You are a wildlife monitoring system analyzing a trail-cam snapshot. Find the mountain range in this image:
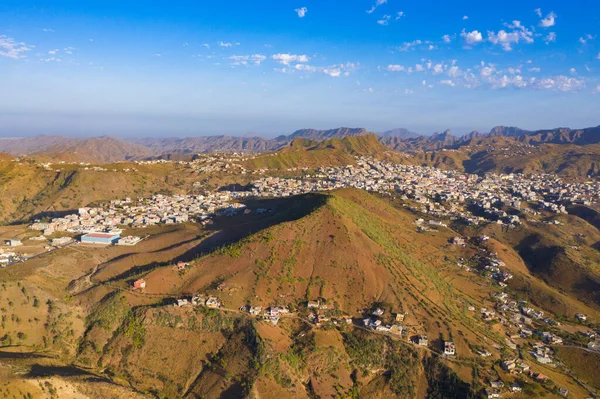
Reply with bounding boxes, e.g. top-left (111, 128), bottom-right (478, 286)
top-left (1, 125), bottom-right (600, 164)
